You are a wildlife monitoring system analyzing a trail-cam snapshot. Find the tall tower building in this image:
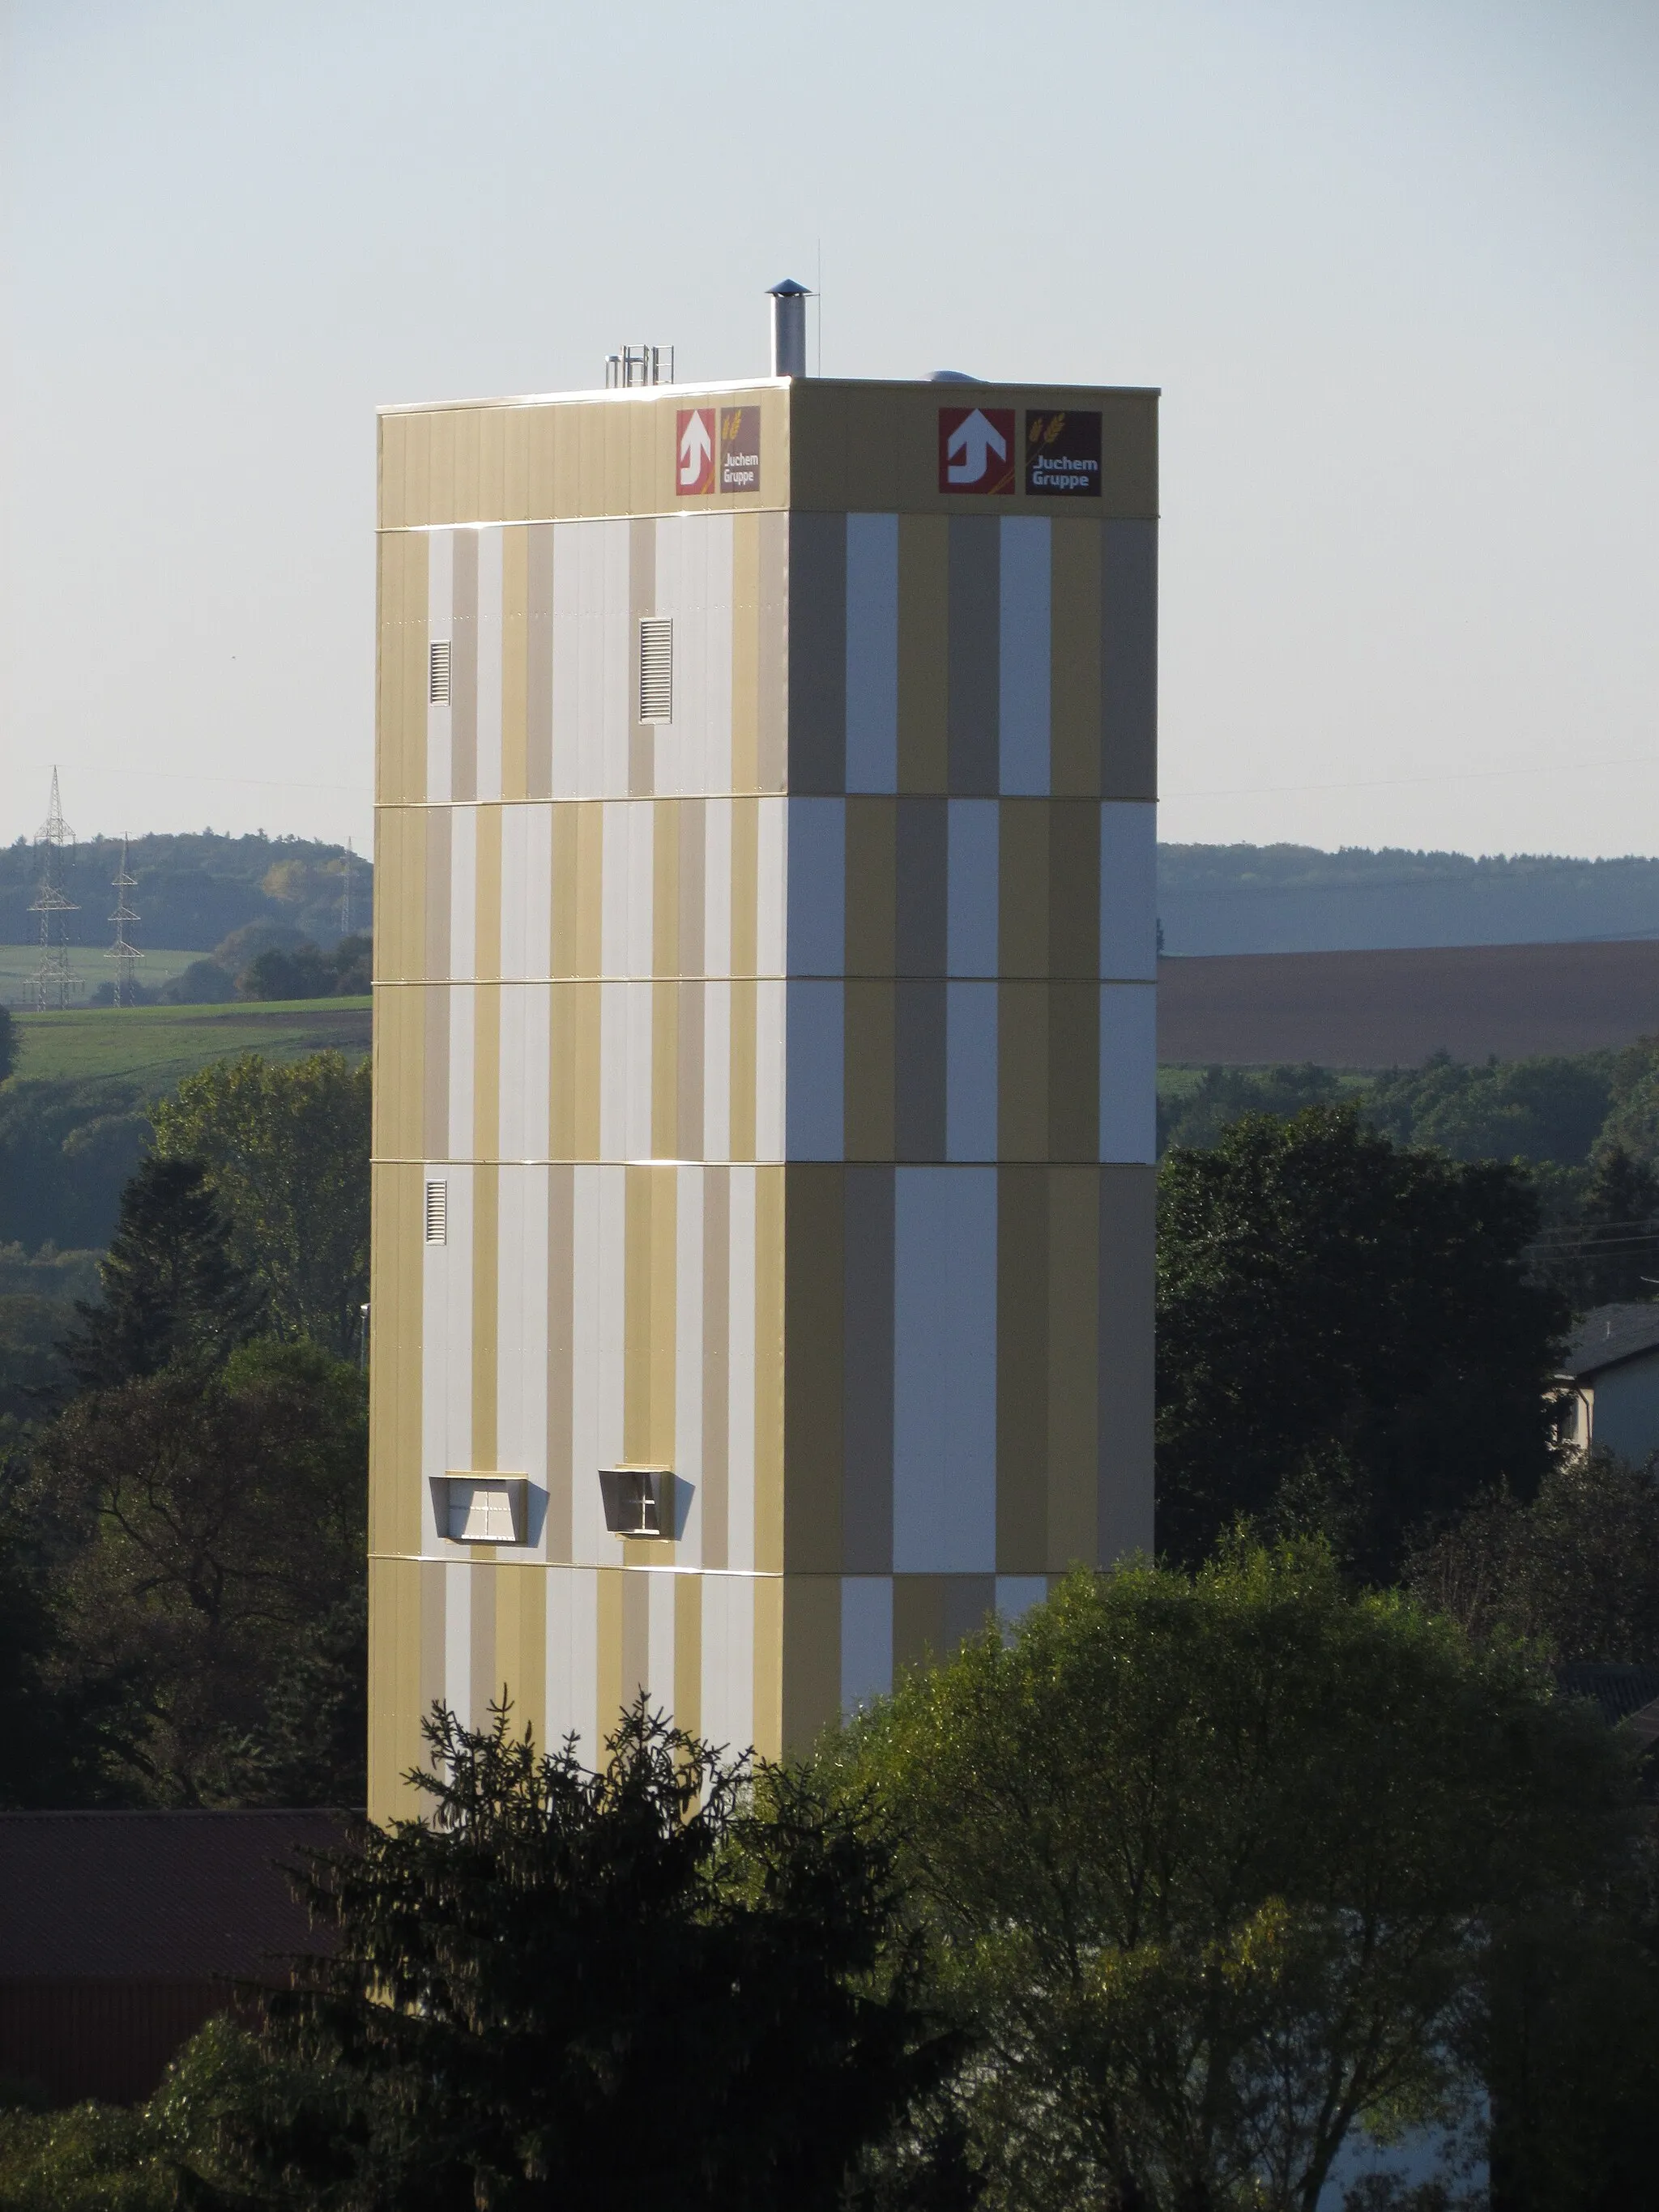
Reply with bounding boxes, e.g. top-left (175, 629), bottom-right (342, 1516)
top-left (369, 332), bottom-right (1158, 1816)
